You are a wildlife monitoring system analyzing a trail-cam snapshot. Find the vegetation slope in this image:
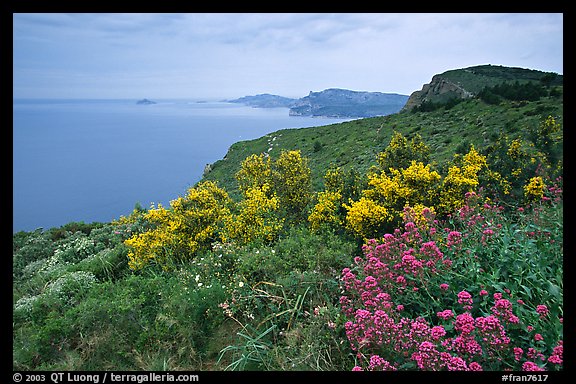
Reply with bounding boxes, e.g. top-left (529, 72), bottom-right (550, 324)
top-left (13, 65), bottom-right (563, 373)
